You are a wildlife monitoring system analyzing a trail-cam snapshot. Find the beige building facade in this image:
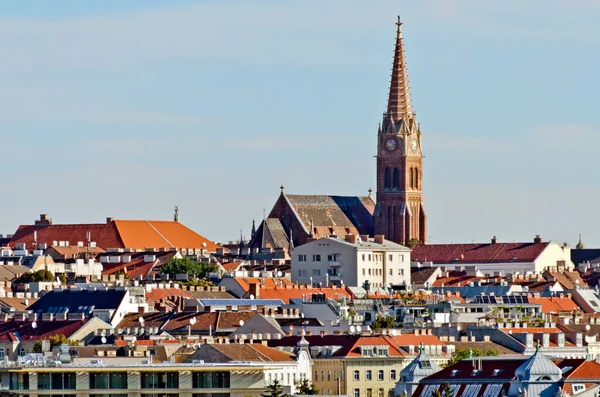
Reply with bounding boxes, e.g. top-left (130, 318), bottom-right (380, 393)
top-left (291, 236), bottom-right (411, 289)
